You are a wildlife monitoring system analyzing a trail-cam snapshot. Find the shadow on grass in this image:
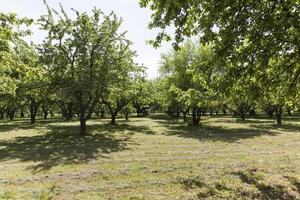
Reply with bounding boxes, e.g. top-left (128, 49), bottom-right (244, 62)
top-left (0, 121), bottom-right (156, 172)
top-left (169, 125), bottom-right (277, 142)
top-left (249, 123), bottom-right (300, 133)
top-left (232, 169), bottom-right (299, 200)
top-left (151, 118), bottom-right (277, 142)
top-left (177, 170), bottom-right (300, 199)
top-left (0, 117), bottom-right (67, 133)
